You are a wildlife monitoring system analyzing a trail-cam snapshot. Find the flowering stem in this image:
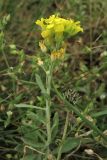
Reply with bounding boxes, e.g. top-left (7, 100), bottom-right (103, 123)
top-left (45, 63), bottom-right (53, 153)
